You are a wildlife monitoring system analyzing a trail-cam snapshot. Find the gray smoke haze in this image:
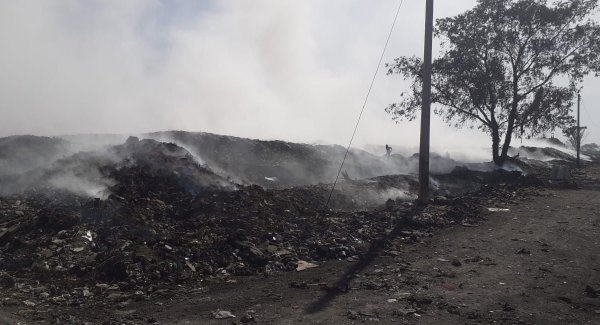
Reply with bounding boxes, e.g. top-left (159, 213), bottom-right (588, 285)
top-left (1, 1), bottom-right (599, 154)
top-left (0, 141), bottom-right (119, 198)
